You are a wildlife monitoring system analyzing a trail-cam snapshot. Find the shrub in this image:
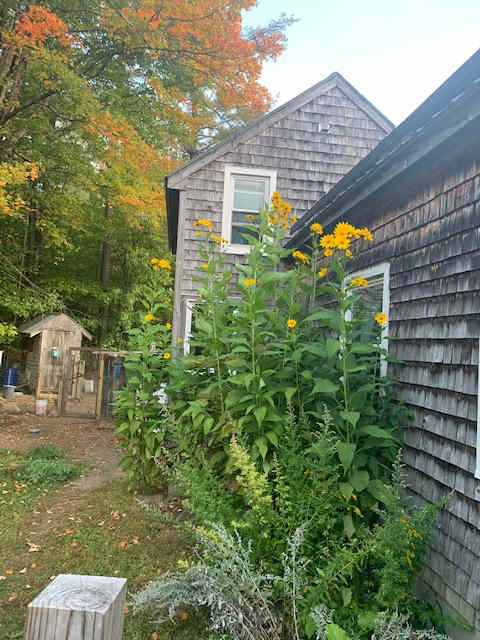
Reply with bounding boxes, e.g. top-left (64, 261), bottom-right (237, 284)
top-left (27, 444), bottom-right (63, 460)
top-left (22, 458), bottom-right (80, 484)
